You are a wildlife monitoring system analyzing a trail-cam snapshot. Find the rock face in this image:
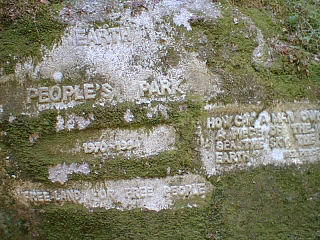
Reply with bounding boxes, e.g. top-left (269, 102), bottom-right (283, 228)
top-left (14, 174), bottom-right (212, 211)
top-left (4, 0), bottom-right (223, 115)
top-left (200, 103), bottom-right (320, 175)
top-left (0, 0), bottom-right (320, 239)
